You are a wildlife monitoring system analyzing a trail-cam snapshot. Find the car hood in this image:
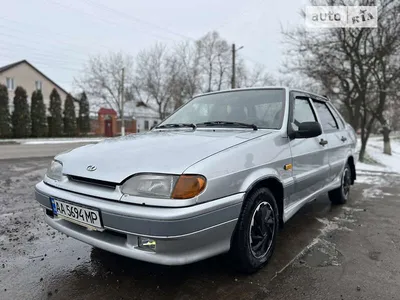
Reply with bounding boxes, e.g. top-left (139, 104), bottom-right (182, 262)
top-left (57, 129), bottom-right (273, 183)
